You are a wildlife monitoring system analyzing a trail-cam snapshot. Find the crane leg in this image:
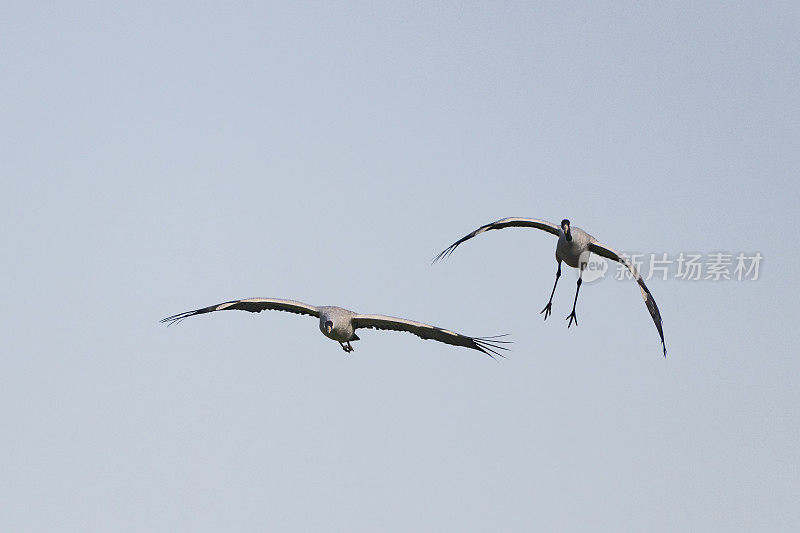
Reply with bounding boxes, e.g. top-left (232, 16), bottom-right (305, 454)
top-left (566, 276), bottom-right (582, 328)
top-left (540, 262), bottom-right (561, 320)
